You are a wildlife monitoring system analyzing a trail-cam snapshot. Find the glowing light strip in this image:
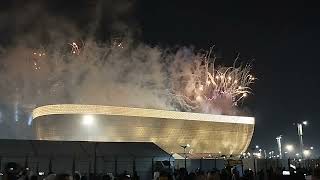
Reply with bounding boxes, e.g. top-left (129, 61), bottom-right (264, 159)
top-left (32, 104), bottom-right (255, 124)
